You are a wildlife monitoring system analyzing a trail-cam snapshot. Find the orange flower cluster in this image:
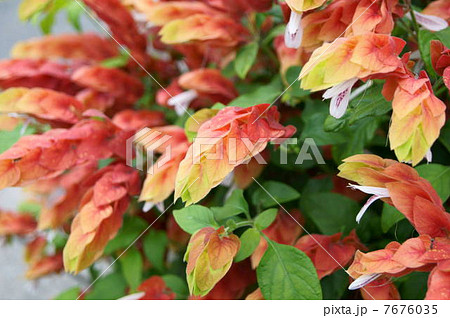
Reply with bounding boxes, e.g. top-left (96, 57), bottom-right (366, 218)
top-left (339, 155), bottom-right (450, 299)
